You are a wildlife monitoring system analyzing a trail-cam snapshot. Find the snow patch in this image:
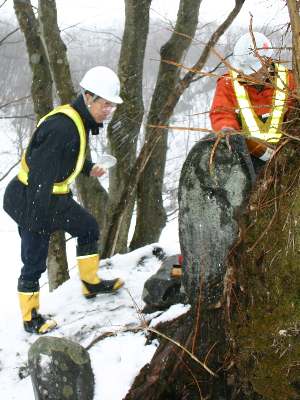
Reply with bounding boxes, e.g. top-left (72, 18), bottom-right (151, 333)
top-left (39, 354), bottom-right (52, 374)
top-left (90, 332), bottom-right (158, 399)
top-left (149, 303), bottom-right (191, 327)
